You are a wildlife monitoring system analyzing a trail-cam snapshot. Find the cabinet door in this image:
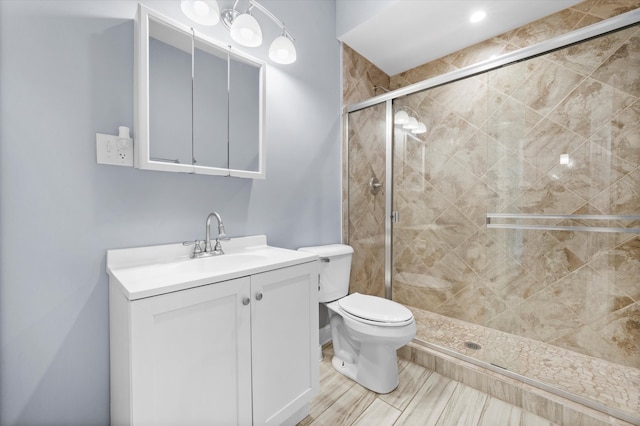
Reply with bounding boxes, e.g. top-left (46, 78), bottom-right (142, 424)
top-left (250, 262), bottom-right (319, 425)
top-left (130, 278), bottom-right (252, 426)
